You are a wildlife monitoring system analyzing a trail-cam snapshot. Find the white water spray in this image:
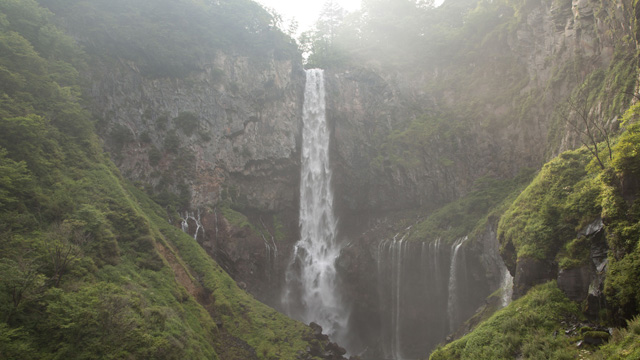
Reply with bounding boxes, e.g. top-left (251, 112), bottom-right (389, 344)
top-left (283, 69), bottom-right (347, 338)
